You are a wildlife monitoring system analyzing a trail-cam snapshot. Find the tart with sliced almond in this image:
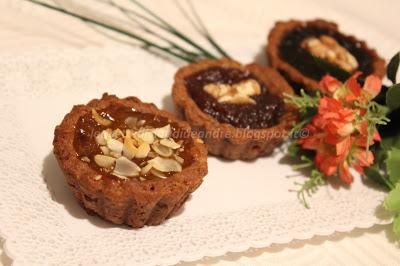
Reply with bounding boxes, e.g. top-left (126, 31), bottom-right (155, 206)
top-left (53, 94), bottom-right (207, 228)
top-left (172, 58), bottom-right (298, 160)
top-left (267, 19), bottom-right (386, 91)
